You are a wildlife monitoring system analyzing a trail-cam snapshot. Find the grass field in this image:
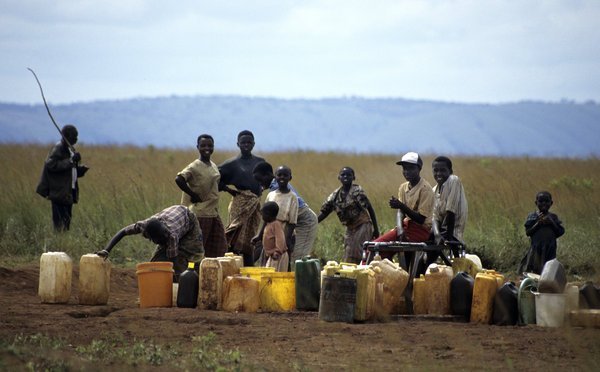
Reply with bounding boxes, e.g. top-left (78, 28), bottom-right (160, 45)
top-left (1, 143), bottom-right (598, 279)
